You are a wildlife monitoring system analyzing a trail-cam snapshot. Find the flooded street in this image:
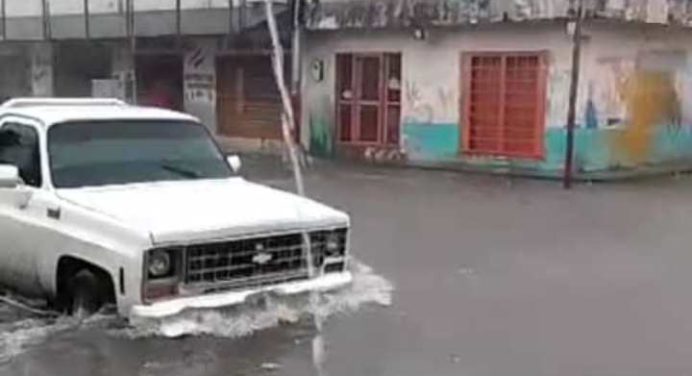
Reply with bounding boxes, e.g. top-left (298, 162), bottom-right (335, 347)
top-left (4, 159), bottom-right (692, 376)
